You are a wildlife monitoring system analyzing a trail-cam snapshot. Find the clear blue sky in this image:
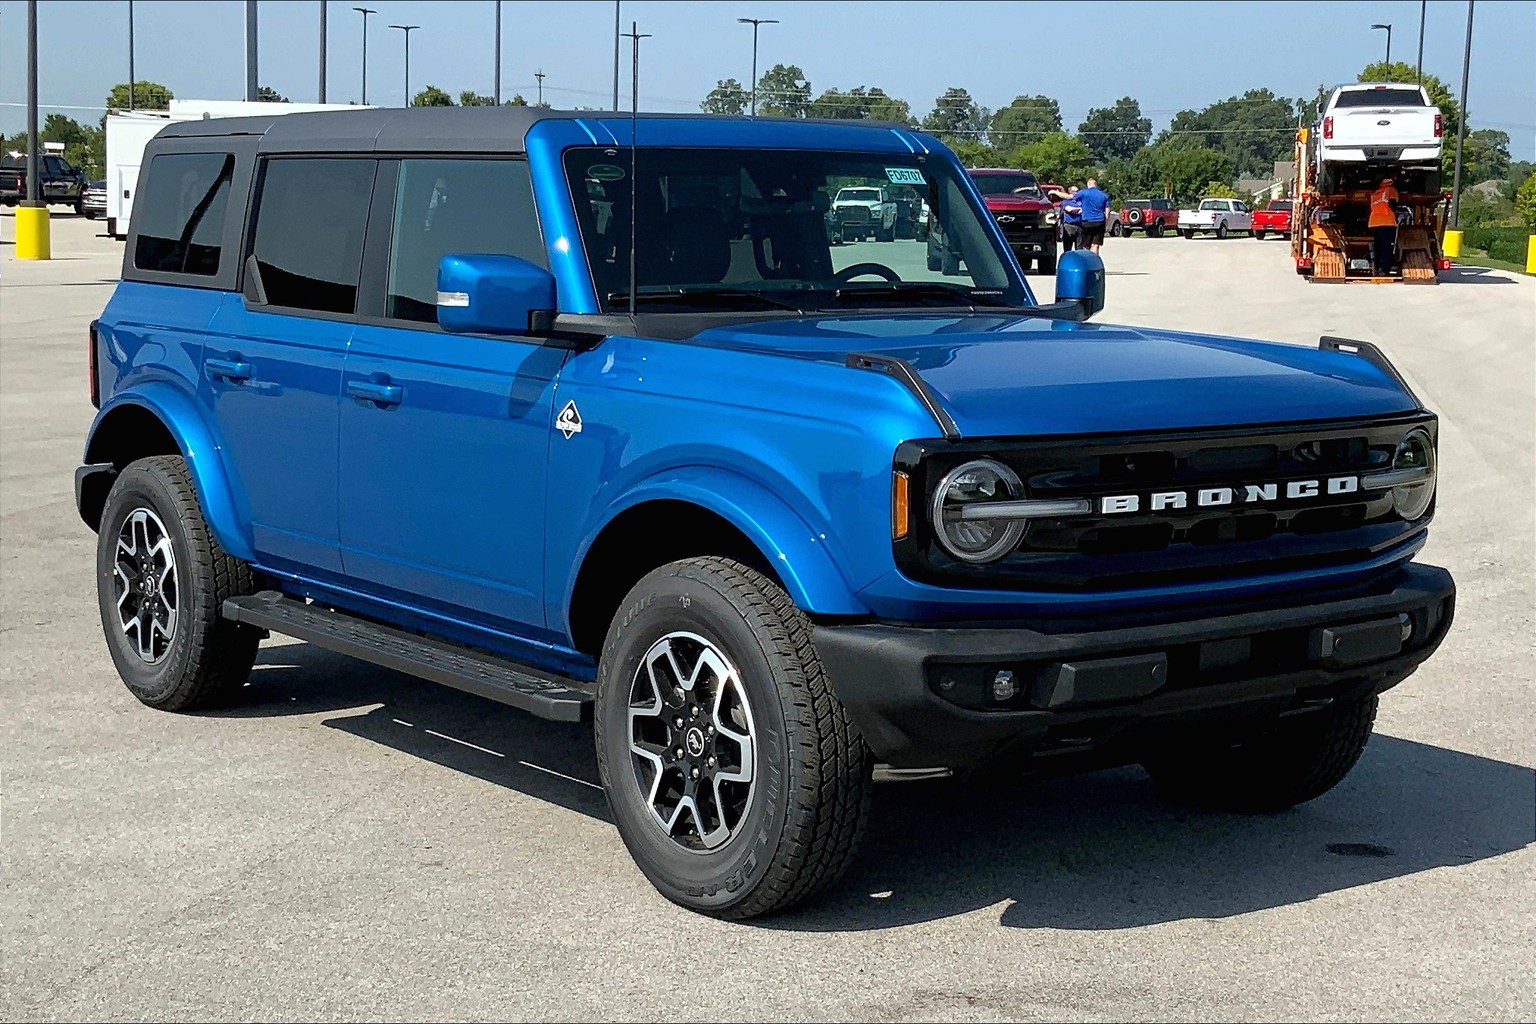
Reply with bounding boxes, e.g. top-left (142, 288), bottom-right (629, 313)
top-left (2, 0), bottom-right (1532, 158)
